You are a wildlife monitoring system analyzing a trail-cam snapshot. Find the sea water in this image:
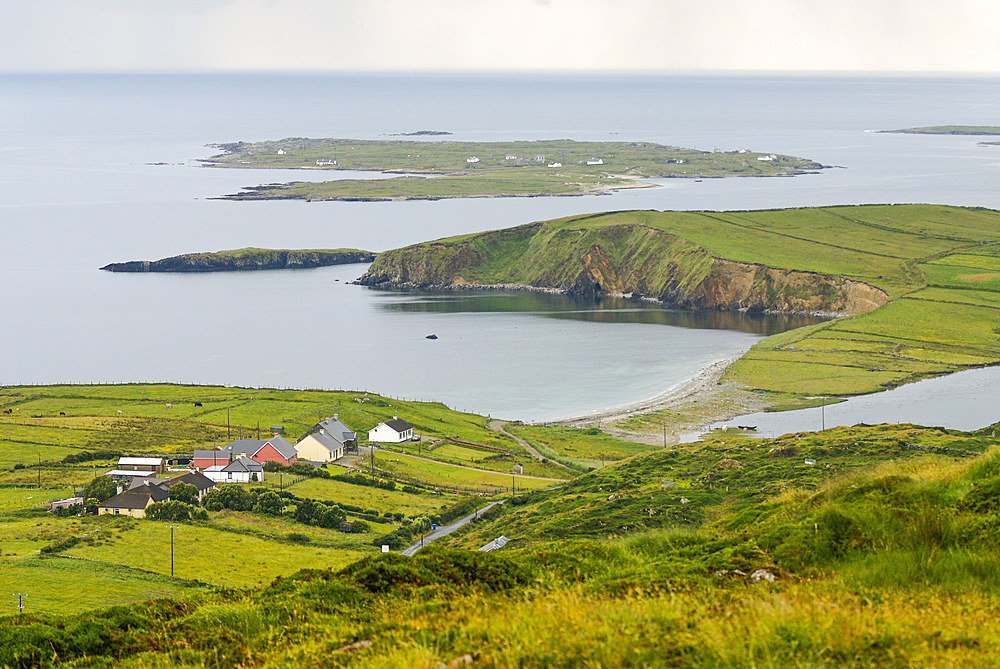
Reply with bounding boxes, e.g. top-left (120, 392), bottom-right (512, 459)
top-left (1, 73), bottom-right (998, 421)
